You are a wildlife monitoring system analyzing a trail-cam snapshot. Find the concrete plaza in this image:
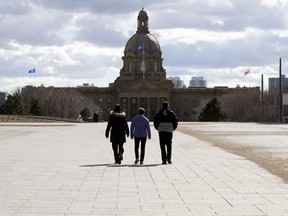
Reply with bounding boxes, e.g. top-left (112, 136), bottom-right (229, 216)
top-left (0, 122), bottom-right (288, 216)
